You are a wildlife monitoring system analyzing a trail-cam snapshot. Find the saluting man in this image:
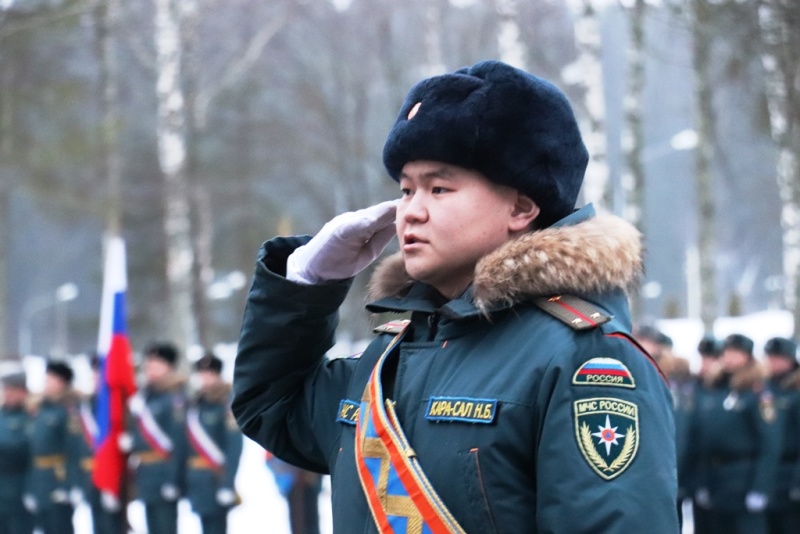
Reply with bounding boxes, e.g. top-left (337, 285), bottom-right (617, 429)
top-left (184, 352), bottom-right (242, 534)
top-left (25, 360), bottom-right (82, 534)
top-left (233, 60), bottom-right (678, 533)
top-left (0, 369), bottom-right (34, 534)
top-left (690, 333), bottom-right (782, 534)
top-left (126, 342), bottom-right (187, 534)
